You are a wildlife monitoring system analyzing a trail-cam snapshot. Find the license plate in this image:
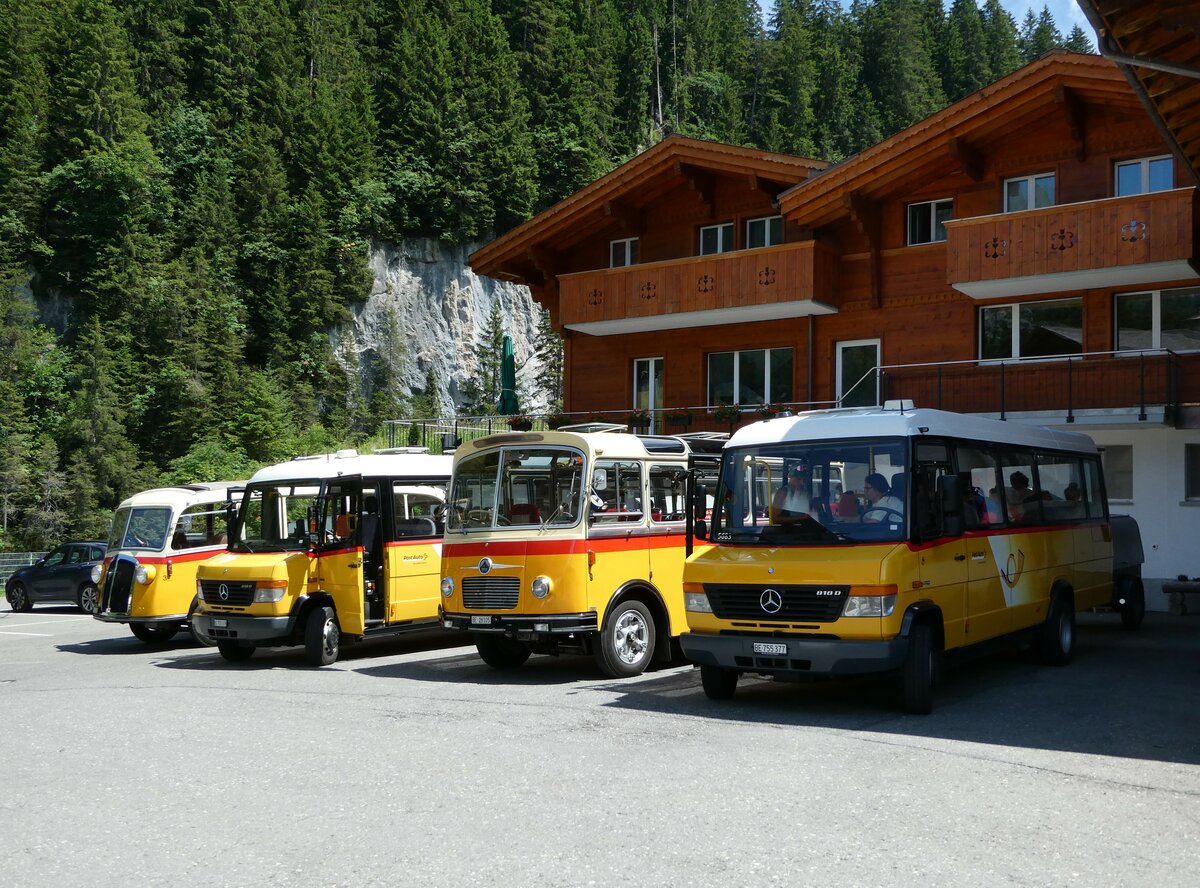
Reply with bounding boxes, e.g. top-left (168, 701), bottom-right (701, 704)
top-left (753, 642), bottom-right (787, 655)
top-left (470, 615), bottom-right (492, 626)
top-left (213, 618), bottom-right (228, 628)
